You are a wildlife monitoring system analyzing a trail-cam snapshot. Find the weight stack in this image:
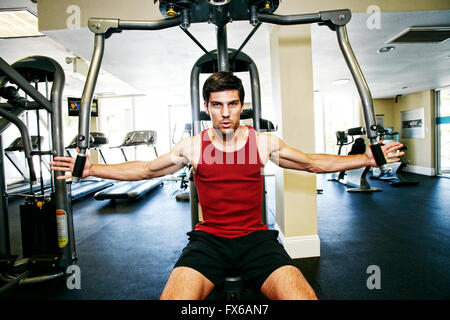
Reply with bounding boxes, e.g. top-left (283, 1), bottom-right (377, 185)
top-left (20, 198), bottom-right (59, 258)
